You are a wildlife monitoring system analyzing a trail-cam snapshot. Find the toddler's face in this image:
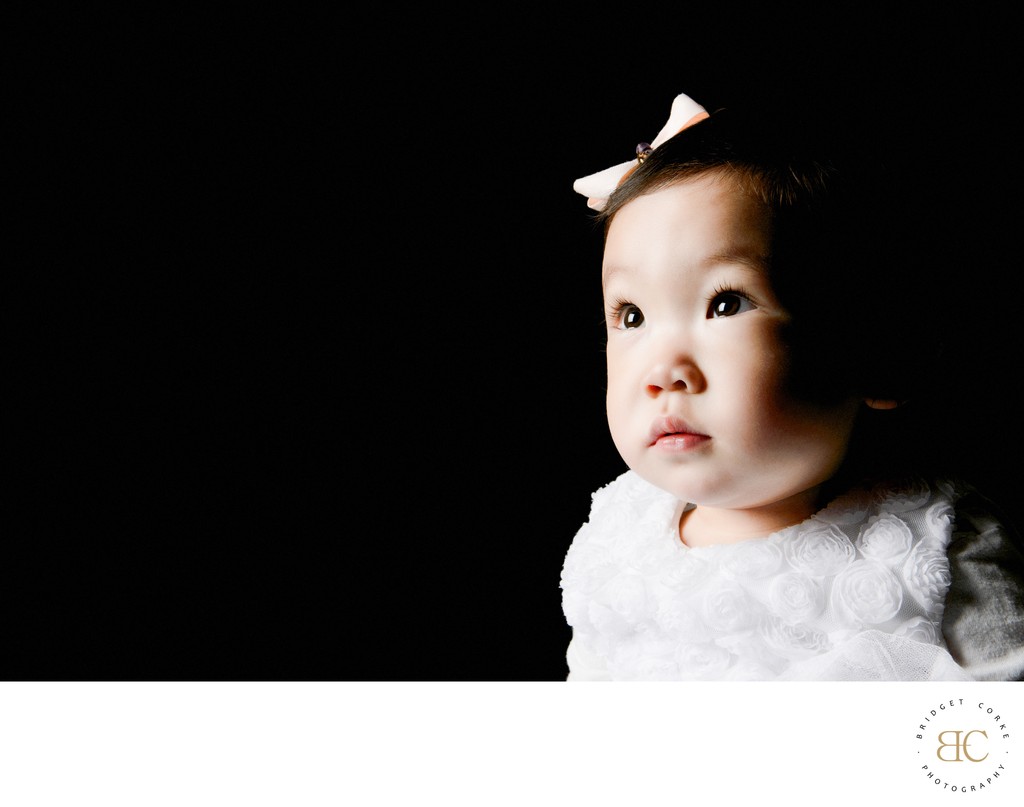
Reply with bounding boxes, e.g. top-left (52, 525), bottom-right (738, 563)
top-left (602, 174), bottom-right (859, 520)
